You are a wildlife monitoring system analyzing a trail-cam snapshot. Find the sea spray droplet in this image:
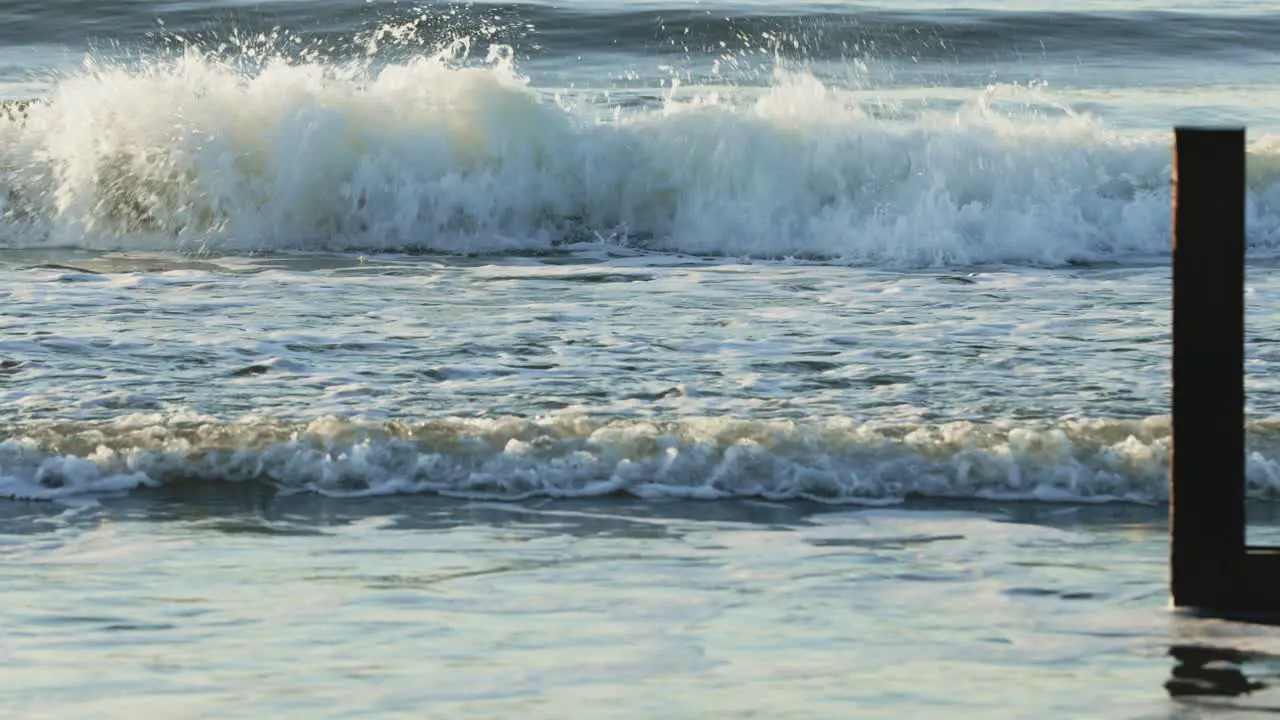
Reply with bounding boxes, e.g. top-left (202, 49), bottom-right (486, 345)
top-left (4, 16), bottom-right (1280, 265)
